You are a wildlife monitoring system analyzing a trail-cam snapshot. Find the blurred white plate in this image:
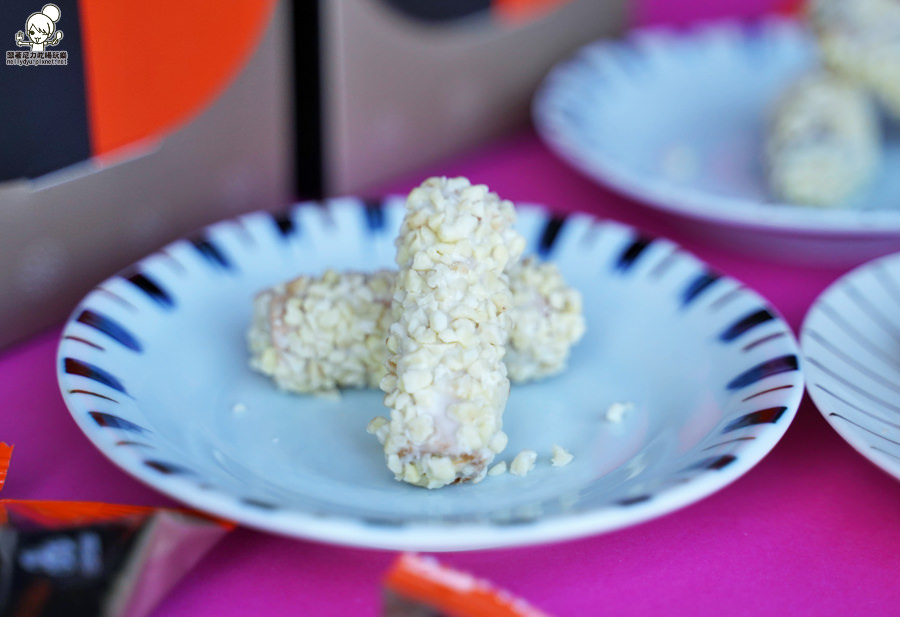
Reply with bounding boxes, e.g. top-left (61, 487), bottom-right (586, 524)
top-left (57, 198), bottom-right (803, 551)
top-left (533, 18), bottom-right (900, 266)
top-left (802, 252), bottom-right (900, 481)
